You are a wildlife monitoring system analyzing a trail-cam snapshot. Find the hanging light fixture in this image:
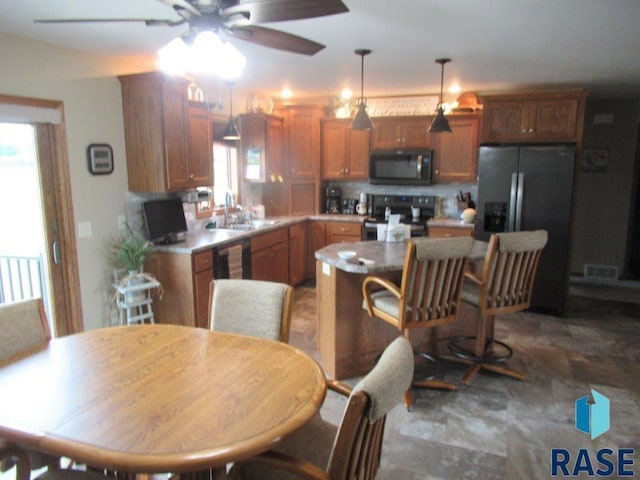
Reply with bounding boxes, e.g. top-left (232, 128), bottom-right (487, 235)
top-left (350, 49), bottom-right (374, 130)
top-left (222, 82), bottom-right (240, 140)
top-left (429, 58), bottom-right (452, 133)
